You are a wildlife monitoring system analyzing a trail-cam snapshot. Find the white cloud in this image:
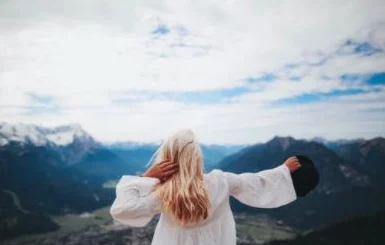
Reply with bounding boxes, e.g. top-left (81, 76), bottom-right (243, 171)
top-left (1, 0), bottom-right (385, 143)
top-left (315, 53), bottom-right (385, 77)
